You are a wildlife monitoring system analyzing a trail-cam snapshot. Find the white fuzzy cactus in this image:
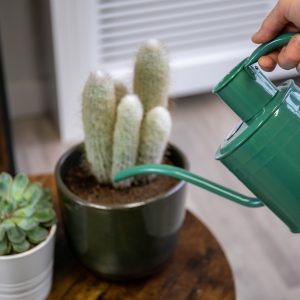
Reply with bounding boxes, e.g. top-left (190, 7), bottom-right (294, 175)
top-left (81, 39), bottom-right (172, 189)
top-left (114, 80), bottom-right (128, 105)
top-left (138, 106), bottom-right (172, 167)
top-left (133, 39), bottom-right (169, 112)
top-left (82, 71), bottom-right (116, 183)
top-left (112, 95), bottom-right (143, 188)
